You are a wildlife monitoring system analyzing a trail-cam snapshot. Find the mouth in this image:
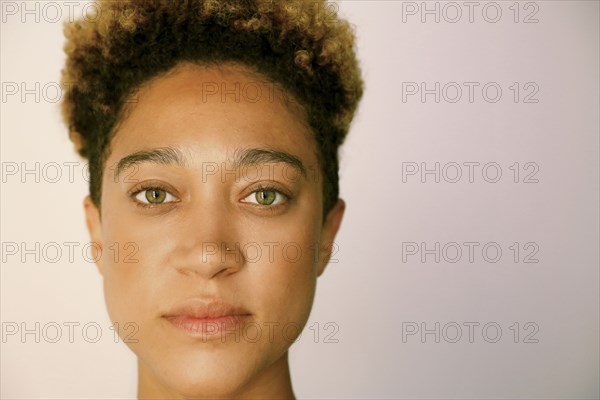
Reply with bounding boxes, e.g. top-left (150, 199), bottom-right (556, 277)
top-left (162, 299), bottom-right (252, 339)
